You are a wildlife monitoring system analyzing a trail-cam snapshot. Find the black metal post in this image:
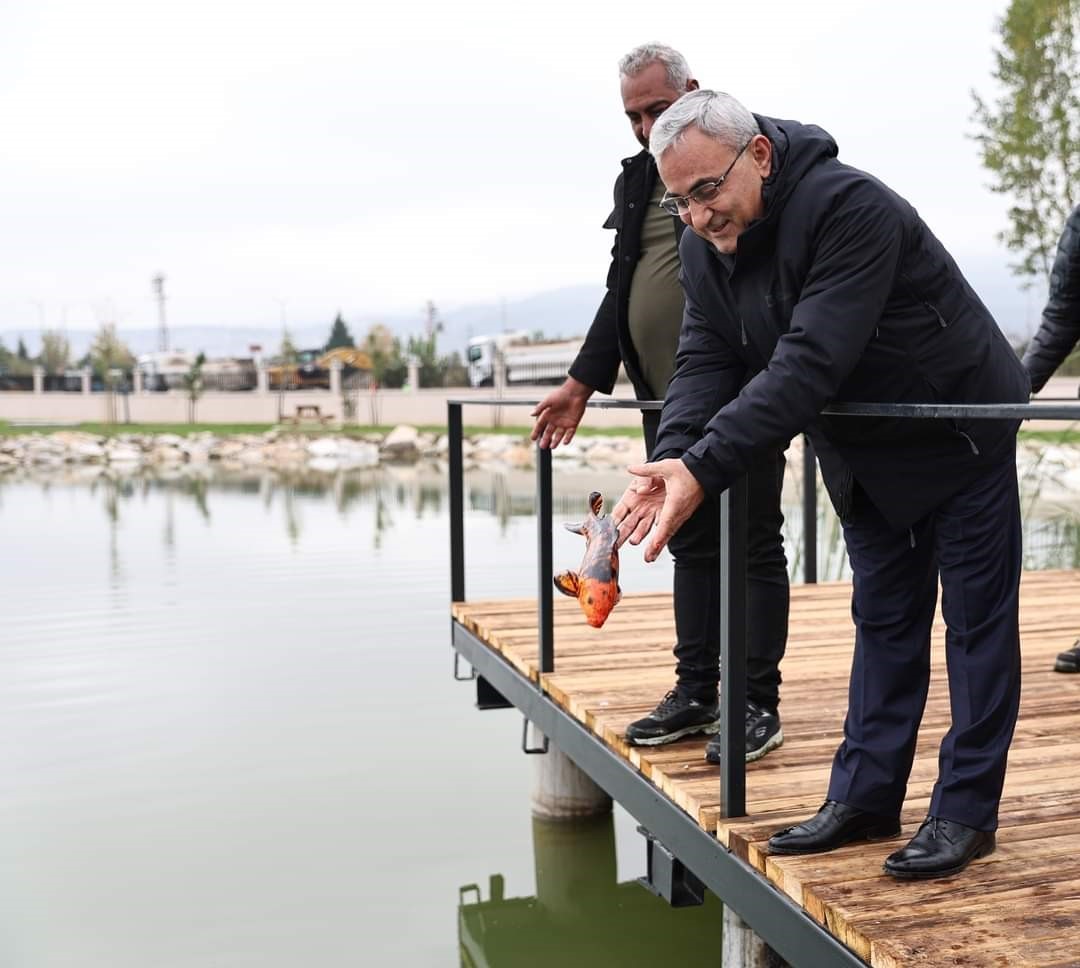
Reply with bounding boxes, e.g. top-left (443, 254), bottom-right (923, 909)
top-left (536, 444), bottom-right (554, 675)
top-left (719, 475), bottom-right (748, 818)
top-left (449, 402), bottom-right (465, 603)
top-left (802, 434), bottom-right (817, 585)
